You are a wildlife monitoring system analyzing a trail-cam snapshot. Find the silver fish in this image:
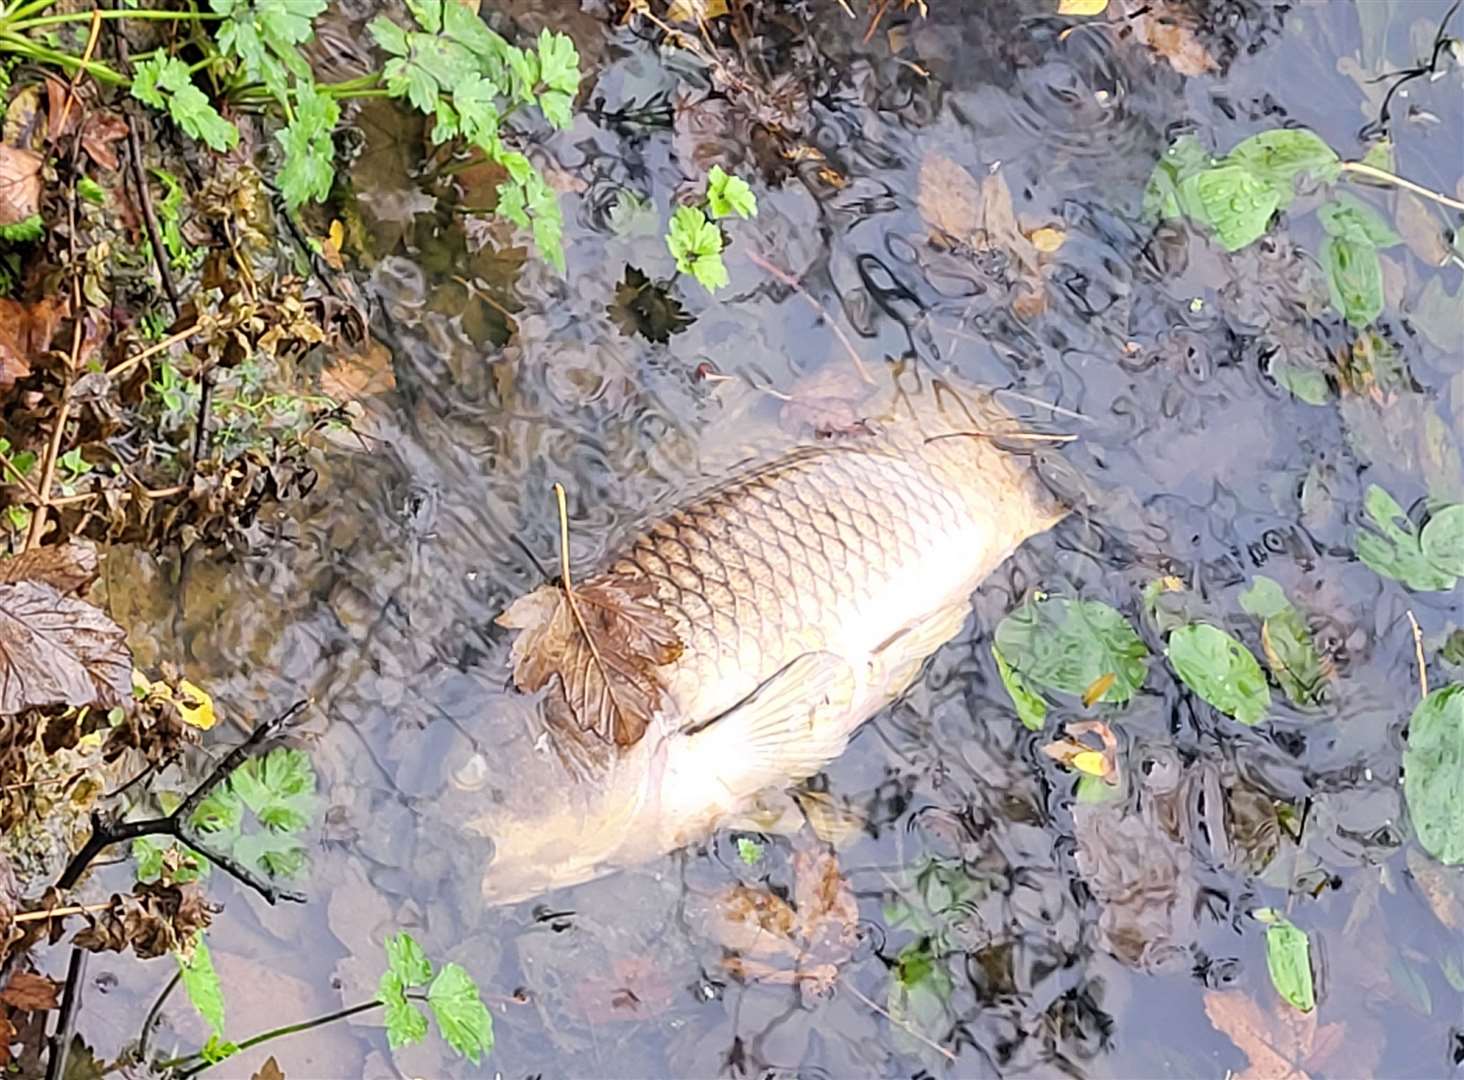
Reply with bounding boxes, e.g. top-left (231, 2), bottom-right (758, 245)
top-left (463, 375), bottom-right (1066, 904)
